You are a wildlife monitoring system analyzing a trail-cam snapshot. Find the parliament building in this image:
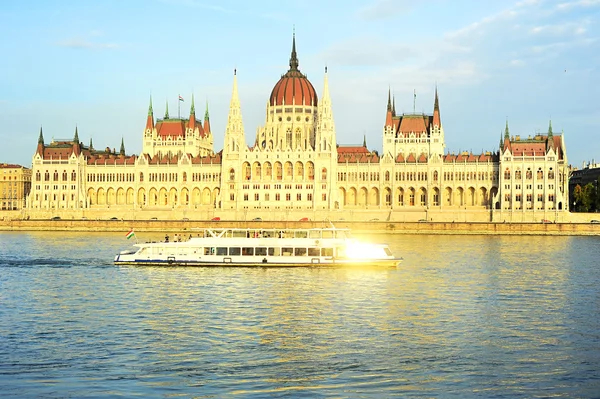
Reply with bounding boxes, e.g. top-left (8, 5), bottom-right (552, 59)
top-left (26, 36), bottom-right (570, 222)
